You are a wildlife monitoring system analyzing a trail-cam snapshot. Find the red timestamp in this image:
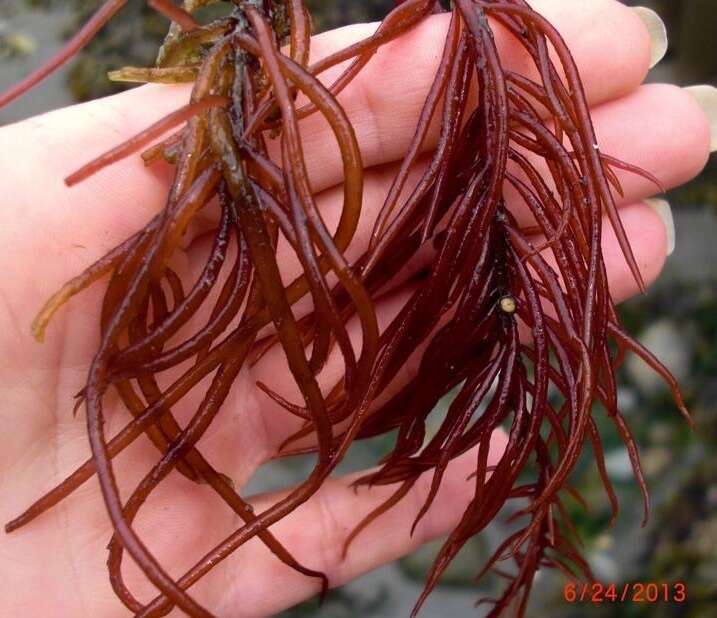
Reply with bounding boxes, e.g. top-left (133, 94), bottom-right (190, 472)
top-left (563, 581), bottom-right (687, 604)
